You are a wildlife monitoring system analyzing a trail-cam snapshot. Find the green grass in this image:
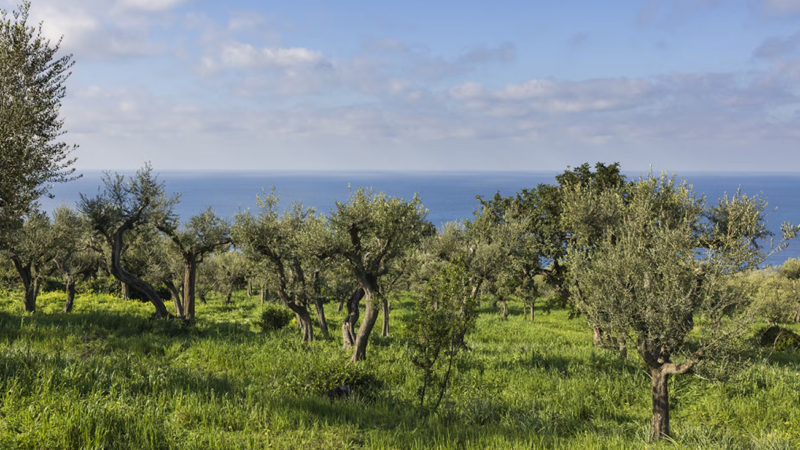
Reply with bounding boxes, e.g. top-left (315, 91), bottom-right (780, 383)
top-left (0, 290), bottom-right (799, 449)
